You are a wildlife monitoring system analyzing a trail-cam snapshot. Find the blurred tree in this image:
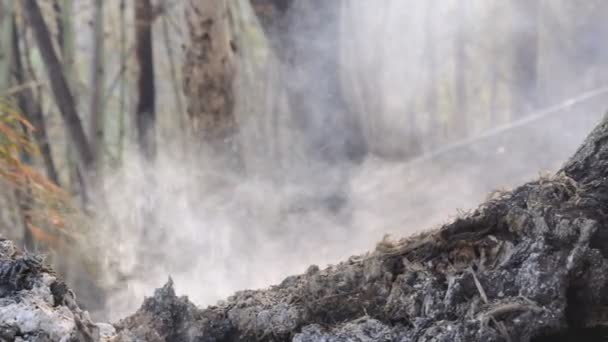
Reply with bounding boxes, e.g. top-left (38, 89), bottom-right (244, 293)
top-left (21, 0), bottom-right (94, 174)
top-left (424, 0), bottom-right (439, 146)
top-left (454, 0), bottom-right (469, 139)
top-left (118, 0), bottom-right (127, 163)
top-left (250, 0), bottom-right (293, 55)
top-left (160, 1), bottom-right (186, 137)
top-left (252, 0), bottom-right (367, 164)
top-left (90, 0), bottom-right (106, 168)
top-left (183, 0), bottom-right (240, 167)
top-left (134, 0), bottom-right (156, 161)
top-left (11, 14), bottom-right (60, 187)
top-left (0, 0), bottom-right (13, 91)
top-left (510, 0), bottom-right (540, 118)
top-left (55, 0), bottom-right (88, 202)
